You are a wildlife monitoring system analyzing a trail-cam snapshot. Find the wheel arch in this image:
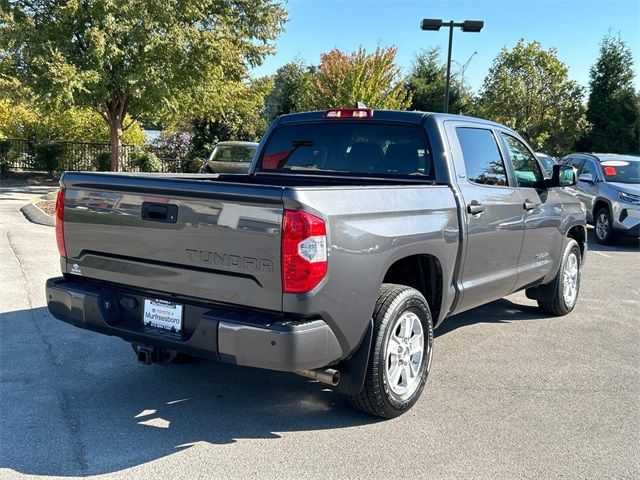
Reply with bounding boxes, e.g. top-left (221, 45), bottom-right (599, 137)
top-left (566, 224), bottom-right (587, 262)
top-left (381, 254), bottom-right (444, 326)
top-left (593, 197), bottom-right (613, 219)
